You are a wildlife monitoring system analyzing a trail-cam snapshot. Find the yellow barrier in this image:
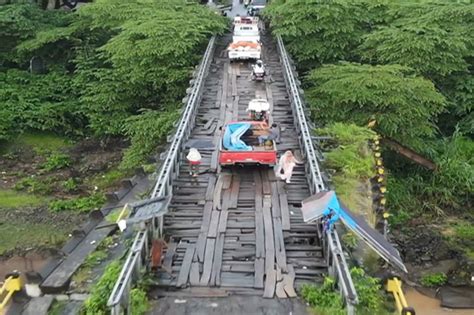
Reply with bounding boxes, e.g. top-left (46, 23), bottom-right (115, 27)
top-left (0, 272), bottom-right (23, 311)
top-left (386, 277), bottom-right (416, 315)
